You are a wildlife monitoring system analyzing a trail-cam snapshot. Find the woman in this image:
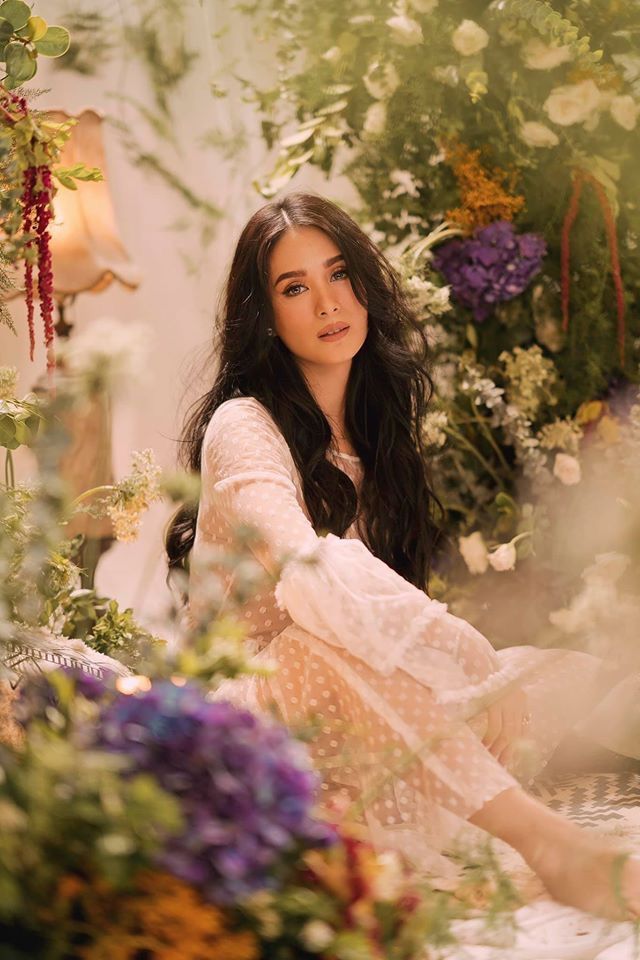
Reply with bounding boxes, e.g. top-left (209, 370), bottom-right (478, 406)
top-left (167, 192), bottom-right (640, 919)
